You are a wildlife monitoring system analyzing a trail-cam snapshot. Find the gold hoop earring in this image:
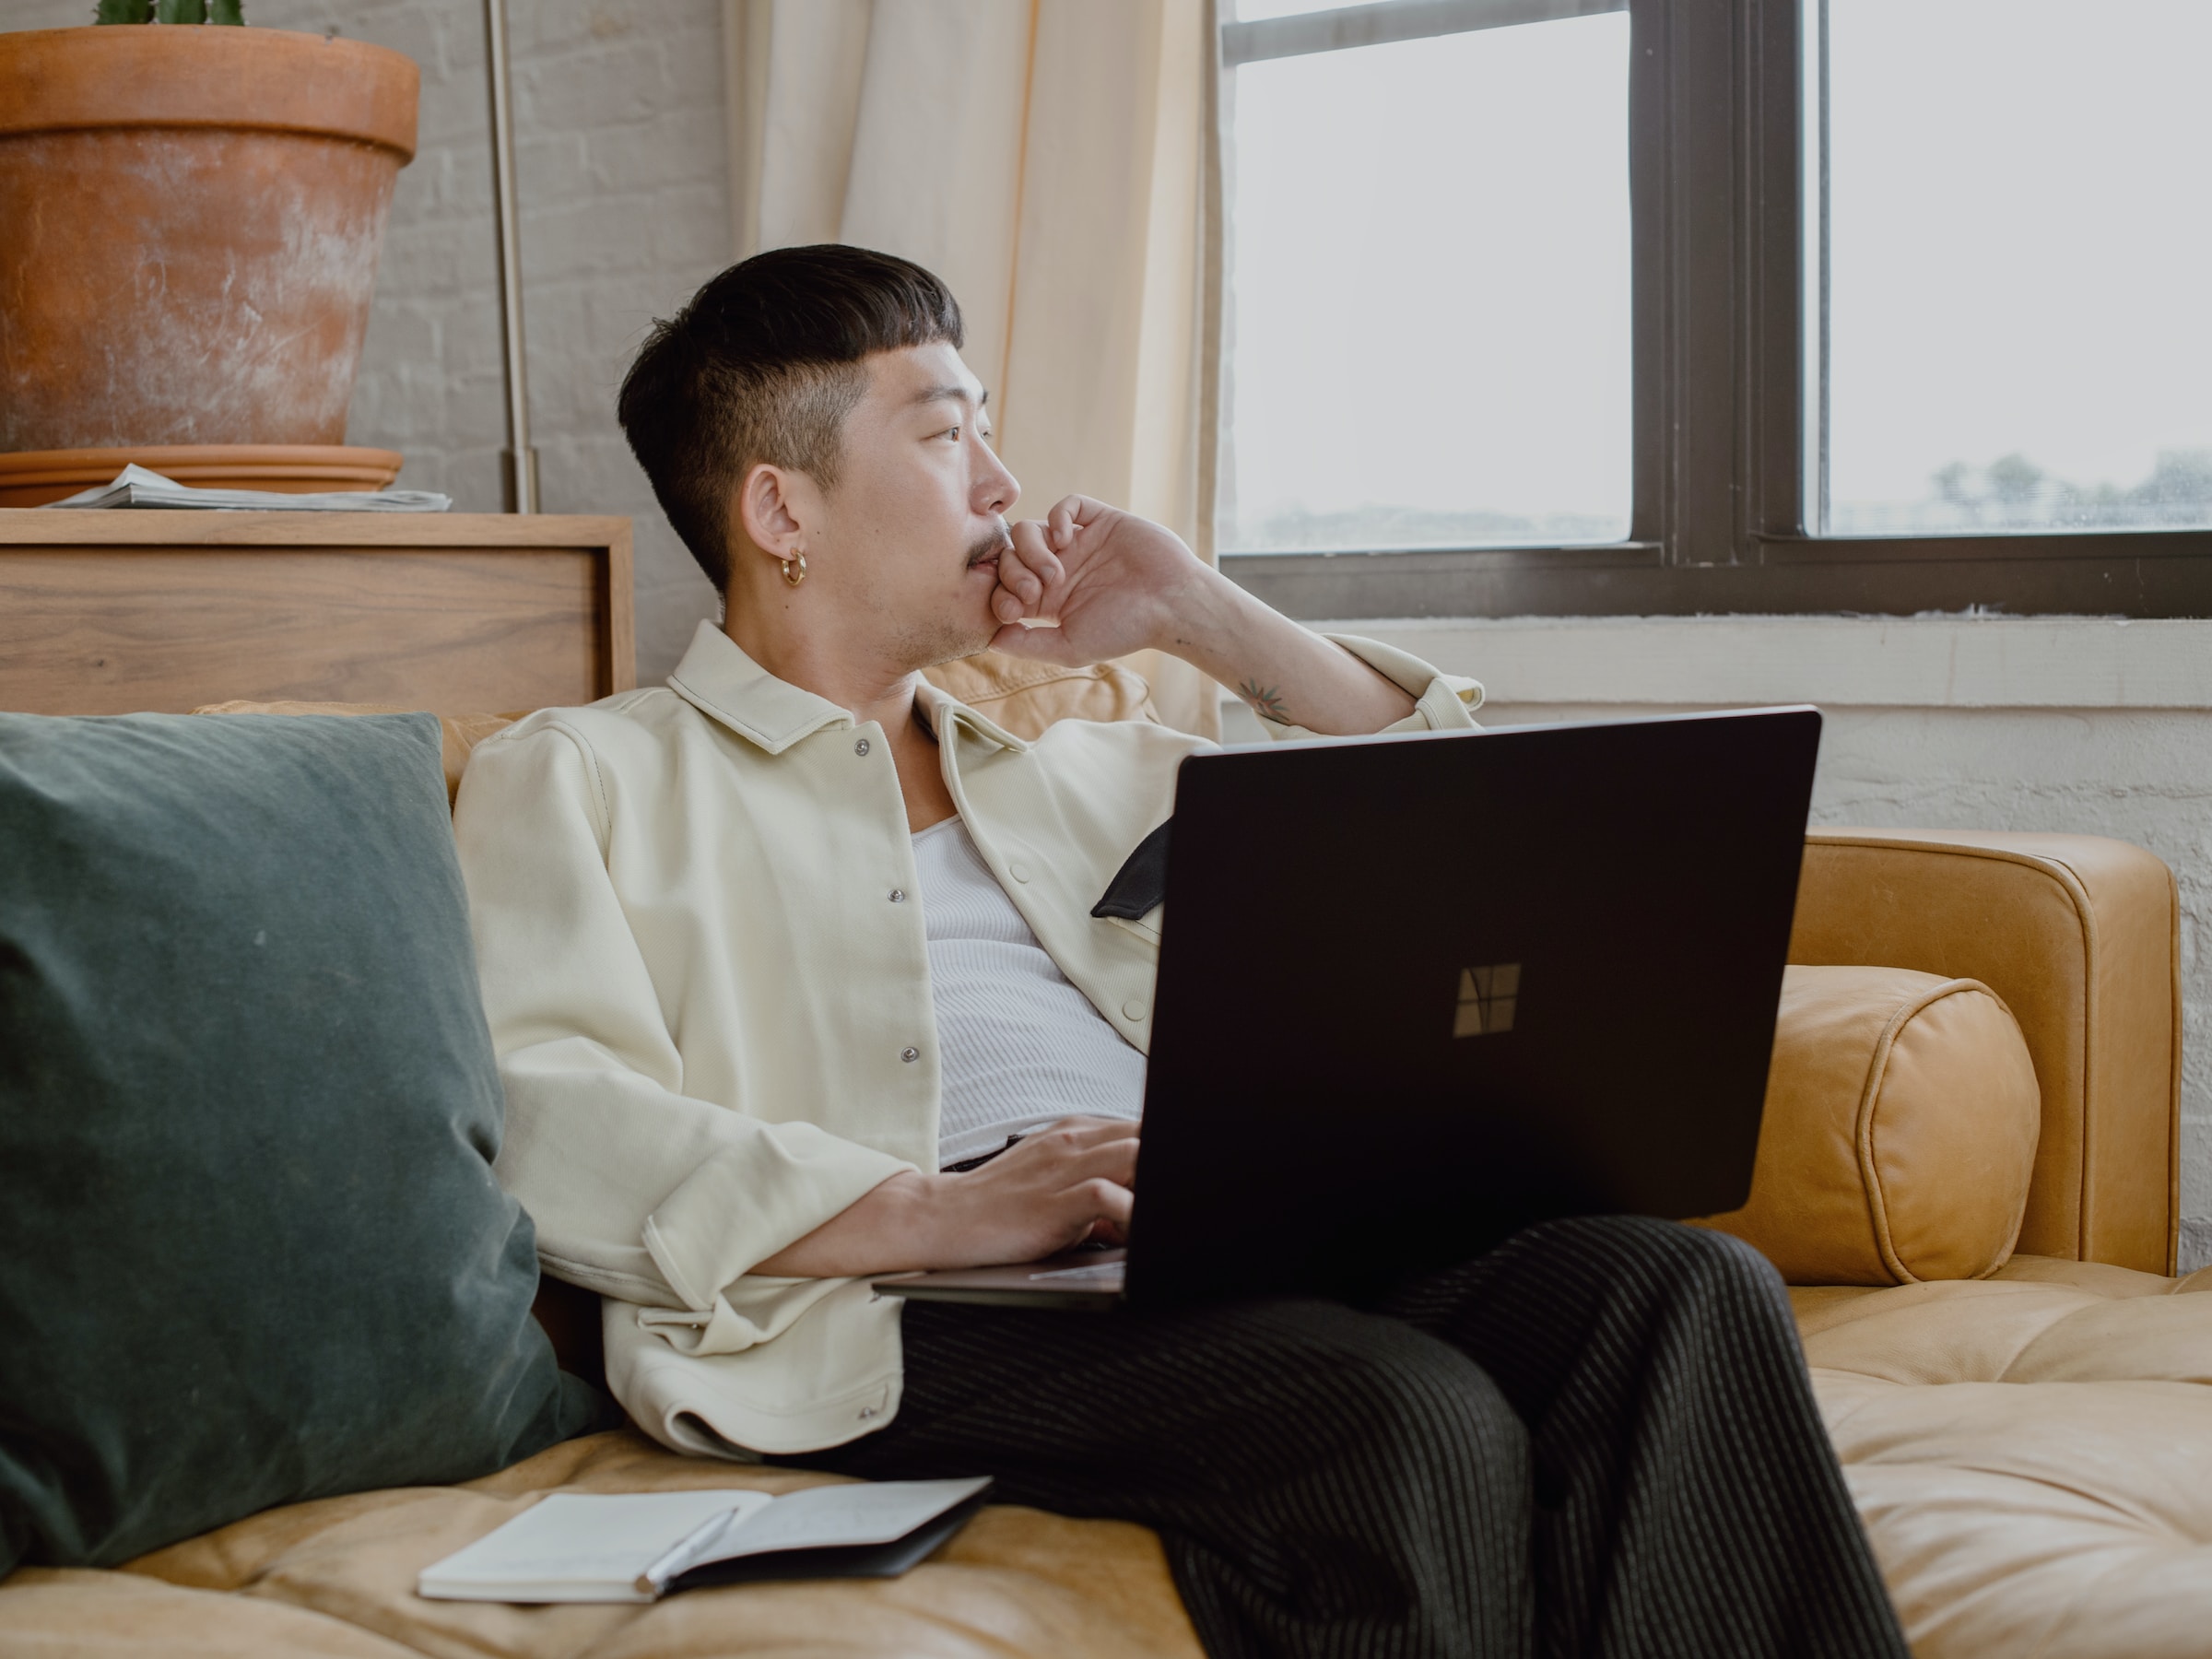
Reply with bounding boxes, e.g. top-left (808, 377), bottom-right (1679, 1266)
top-left (781, 551), bottom-right (806, 588)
